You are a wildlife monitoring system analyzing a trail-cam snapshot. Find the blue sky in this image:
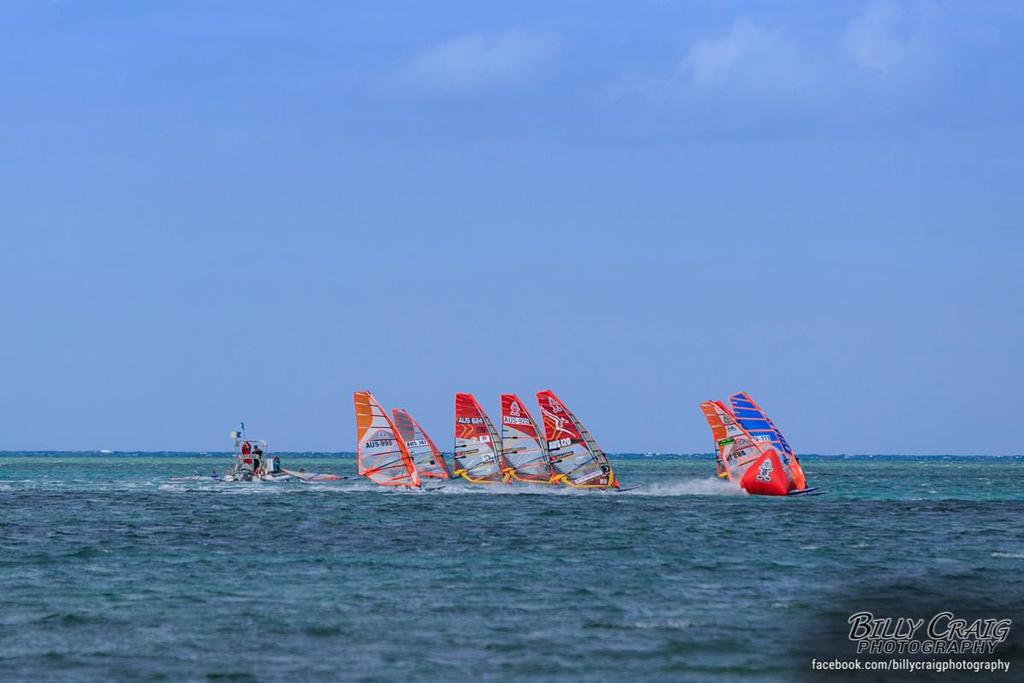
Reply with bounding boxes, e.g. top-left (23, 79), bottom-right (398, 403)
top-left (1, 1), bottom-right (1021, 453)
